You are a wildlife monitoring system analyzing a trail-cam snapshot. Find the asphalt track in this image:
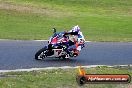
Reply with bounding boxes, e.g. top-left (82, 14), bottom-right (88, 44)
top-left (0, 40), bottom-right (132, 70)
